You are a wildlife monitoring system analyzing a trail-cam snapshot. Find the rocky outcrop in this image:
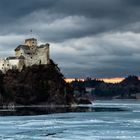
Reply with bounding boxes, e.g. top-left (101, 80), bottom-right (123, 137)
top-left (73, 92), bottom-right (92, 104)
top-left (76, 98), bottom-right (92, 104)
top-left (0, 61), bottom-right (75, 106)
